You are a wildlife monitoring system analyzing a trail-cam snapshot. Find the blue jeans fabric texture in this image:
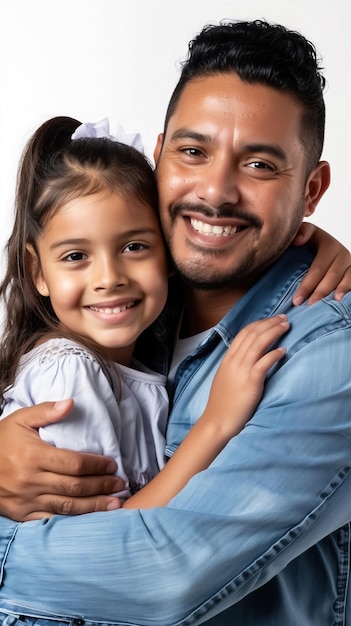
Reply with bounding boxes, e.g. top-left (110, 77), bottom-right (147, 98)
top-left (0, 245), bottom-right (350, 625)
